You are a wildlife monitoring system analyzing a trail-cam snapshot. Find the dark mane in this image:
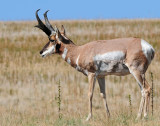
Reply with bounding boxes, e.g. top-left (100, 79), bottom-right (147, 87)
top-left (61, 35), bottom-right (75, 45)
